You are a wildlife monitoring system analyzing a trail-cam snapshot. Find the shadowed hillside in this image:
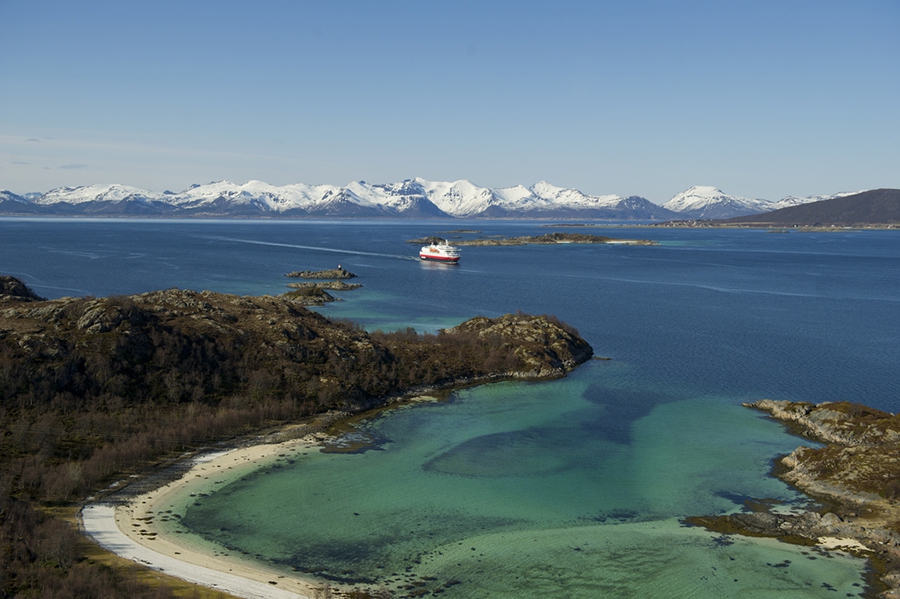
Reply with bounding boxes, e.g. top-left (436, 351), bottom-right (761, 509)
top-left (722, 188), bottom-right (900, 226)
